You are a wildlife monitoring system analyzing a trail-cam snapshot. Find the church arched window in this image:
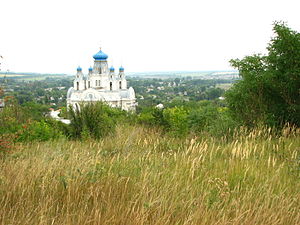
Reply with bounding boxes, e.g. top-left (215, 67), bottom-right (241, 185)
top-left (119, 81), bottom-right (122, 89)
top-left (88, 81), bottom-right (90, 88)
top-left (77, 82), bottom-right (79, 90)
top-left (110, 82), bottom-right (112, 91)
